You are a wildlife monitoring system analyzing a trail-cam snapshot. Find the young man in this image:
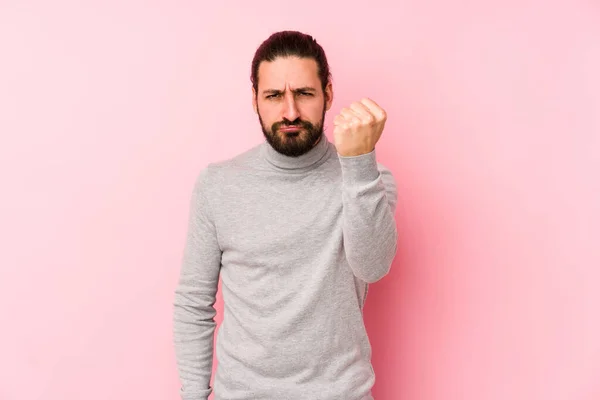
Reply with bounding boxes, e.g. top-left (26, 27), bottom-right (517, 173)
top-left (173, 30), bottom-right (398, 400)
